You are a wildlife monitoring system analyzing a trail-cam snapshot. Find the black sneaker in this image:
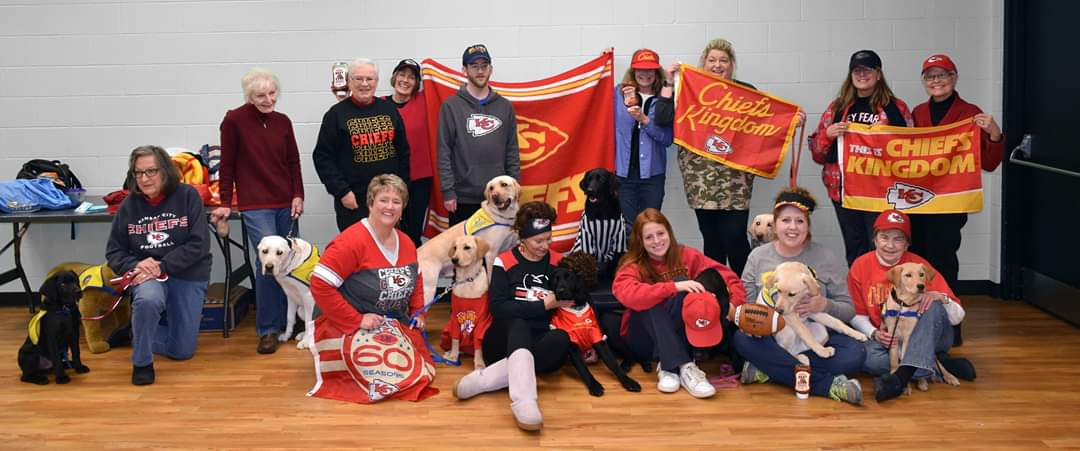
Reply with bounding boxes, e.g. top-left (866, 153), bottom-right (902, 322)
top-left (132, 363), bottom-right (155, 386)
top-left (874, 373), bottom-right (905, 402)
